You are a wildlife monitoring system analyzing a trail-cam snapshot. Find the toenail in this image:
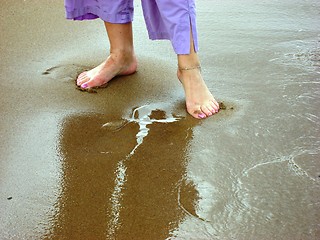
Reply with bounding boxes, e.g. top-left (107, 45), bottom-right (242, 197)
top-left (208, 112), bottom-right (212, 116)
top-left (81, 83), bottom-right (88, 89)
top-left (198, 113), bottom-right (206, 119)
